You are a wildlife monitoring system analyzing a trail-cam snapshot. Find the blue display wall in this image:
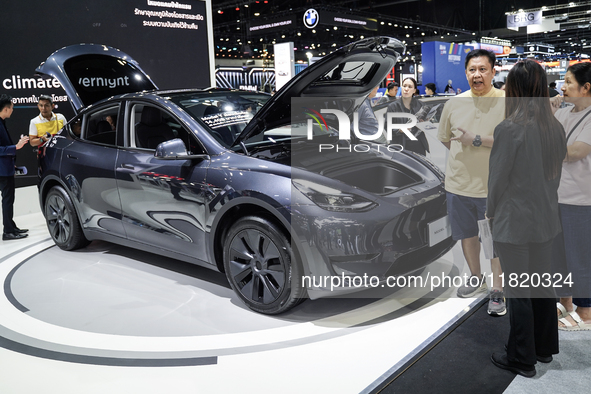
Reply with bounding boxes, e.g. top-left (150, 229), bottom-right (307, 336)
top-left (421, 42), bottom-right (475, 95)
